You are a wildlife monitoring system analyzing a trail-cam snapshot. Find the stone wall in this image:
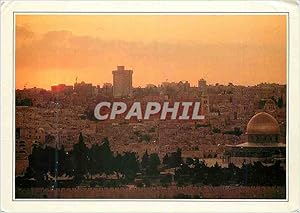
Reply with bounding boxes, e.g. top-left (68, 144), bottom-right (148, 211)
top-left (16, 186), bottom-right (285, 199)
